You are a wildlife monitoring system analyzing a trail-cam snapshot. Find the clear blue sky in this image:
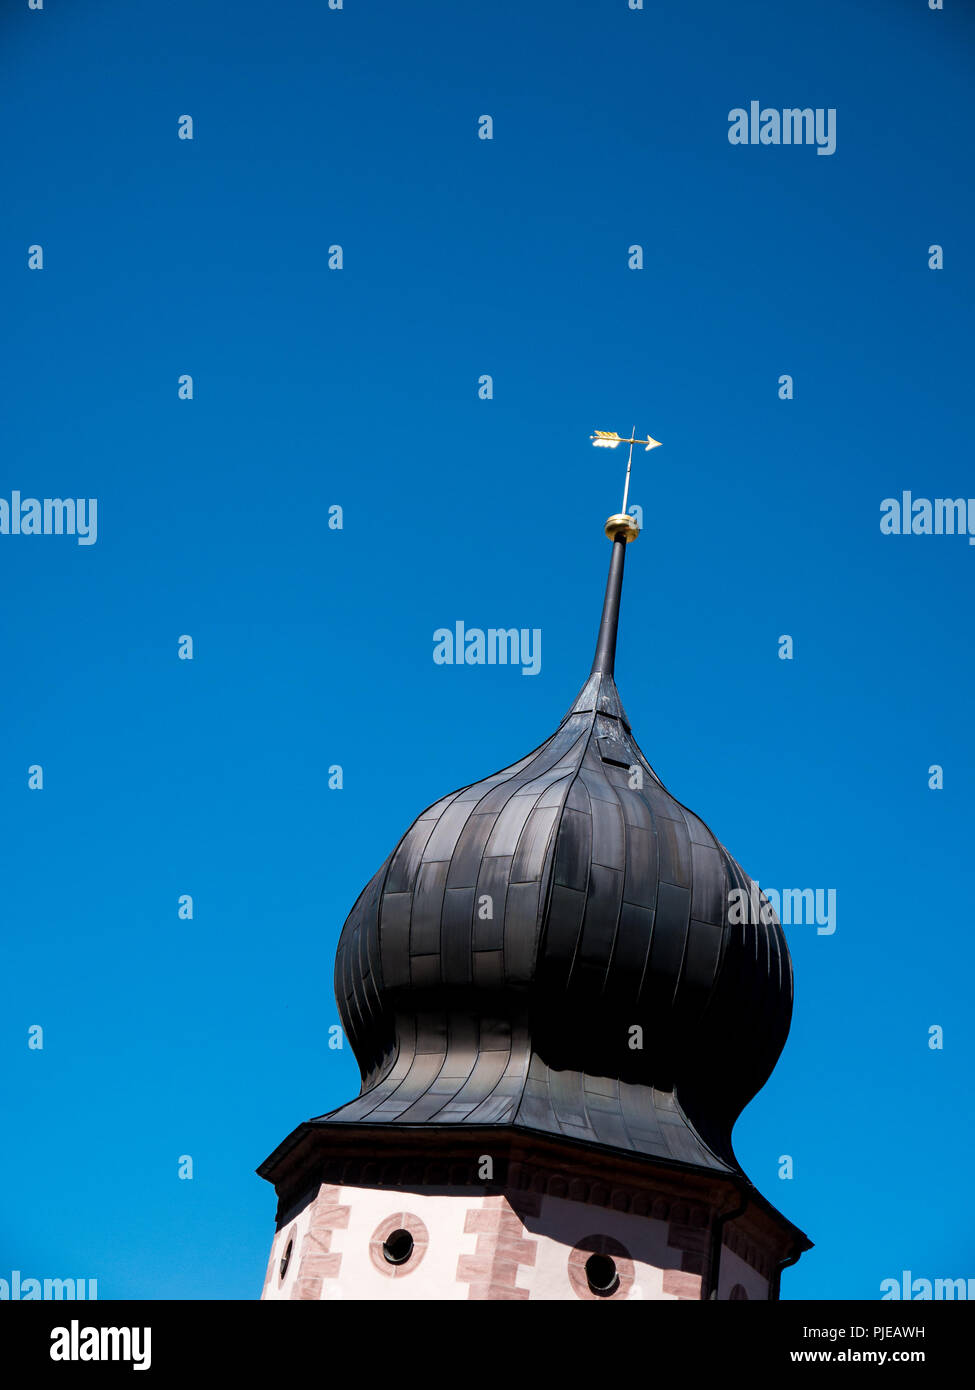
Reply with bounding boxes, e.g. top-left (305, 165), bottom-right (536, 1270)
top-left (2, 0), bottom-right (972, 1300)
